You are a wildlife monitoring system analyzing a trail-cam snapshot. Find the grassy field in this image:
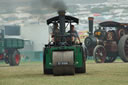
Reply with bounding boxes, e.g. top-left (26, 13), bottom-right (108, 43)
top-left (0, 60), bottom-right (128, 85)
